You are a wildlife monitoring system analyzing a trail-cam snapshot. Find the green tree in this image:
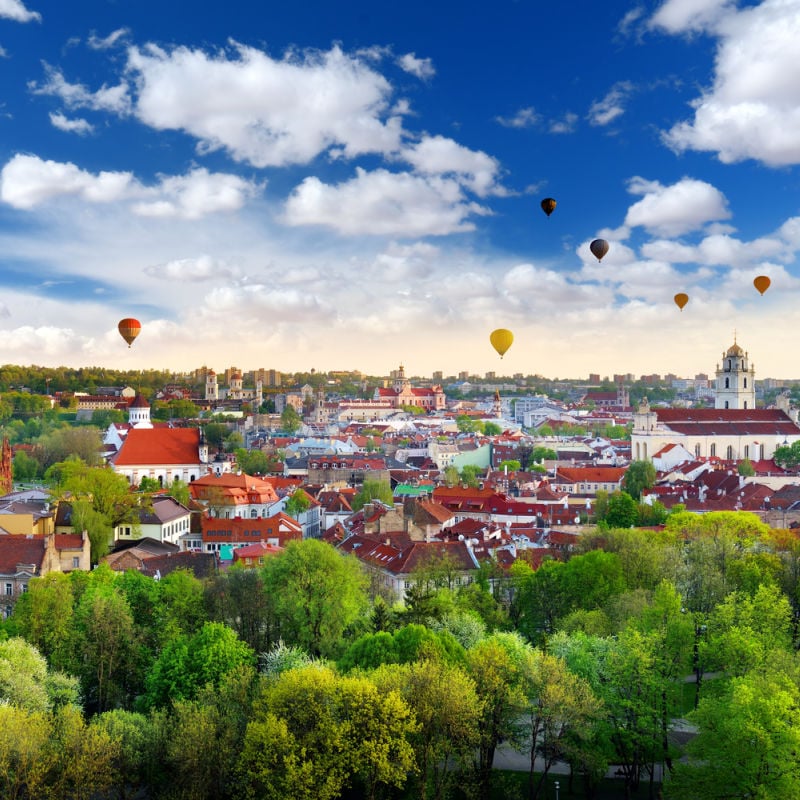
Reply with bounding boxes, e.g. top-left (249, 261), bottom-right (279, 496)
top-left (603, 491), bottom-right (639, 528)
top-left (351, 478), bottom-right (394, 511)
top-left (668, 670), bottom-right (800, 800)
top-left (262, 540), bottom-right (369, 658)
top-left (284, 489), bottom-right (311, 519)
top-left (280, 405), bottom-right (302, 433)
top-left (483, 422), bottom-right (502, 435)
top-left (497, 459), bottom-right (521, 472)
top-left (12, 449), bottom-right (41, 482)
top-left (622, 460), bottom-right (656, 500)
top-left (737, 457), bottom-right (756, 477)
top-left (234, 448), bottom-right (271, 475)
